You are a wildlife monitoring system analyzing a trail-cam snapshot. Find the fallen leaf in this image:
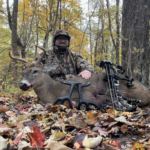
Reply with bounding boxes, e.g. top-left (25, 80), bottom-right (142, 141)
top-left (59, 135), bottom-right (74, 145)
top-left (29, 124), bottom-right (45, 147)
top-left (74, 113), bottom-right (87, 128)
top-left (0, 98), bottom-right (6, 102)
top-left (18, 105), bottom-right (24, 111)
top-left (108, 127), bottom-right (119, 134)
top-left (121, 125), bottom-right (128, 134)
top-left (0, 136), bottom-right (8, 150)
top-left (111, 141), bottom-right (121, 149)
top-left (87, 111), bottom-right (102, 124)
top-left (141, 130), bottom-right (146, 136)
top-left (133, 142), bottom-right (145, 150)
top-left (49, 105), bottom-right (59, 113)
top-left (0, 127), bottom-right (12, 133)
top-left (106, 109), bottom-right (116, 118)
top-left (45, 139), bottom-right (72, 150)
top-left (13, 131), bottom-right (24, 145)
top-left (50, 130), bottom-right (65, 141)
top-left (102, 122), bottom-right (110, 127)
top-left (0, 105), bottom-right (9, 113)
top-left (98, 128), bottom-right (108, 137)
top-left (37, 115), bottom-right (44, 121)
top-left (115, 116), bottom-right (133, 125)
top-left (120, 111), bottom-right (133, 116)
top-left (17, 141), bottom-right (31, 150)
top-left (74, 141), bottom-right (81, 149)
top-left (108, 122), bottom-right (118, 129)
top-left (147, 139), bottom-right (150, 144)
top-left (82, 135), bottom-right (103, 148)
top-left (73, 134), bottom-right (86, 148)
